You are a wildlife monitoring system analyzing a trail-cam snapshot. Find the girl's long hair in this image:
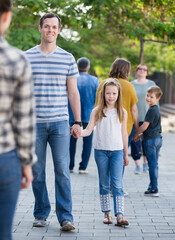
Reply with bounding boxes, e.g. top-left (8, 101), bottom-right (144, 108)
top-left (95, 78), bottom-right (124, 123)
